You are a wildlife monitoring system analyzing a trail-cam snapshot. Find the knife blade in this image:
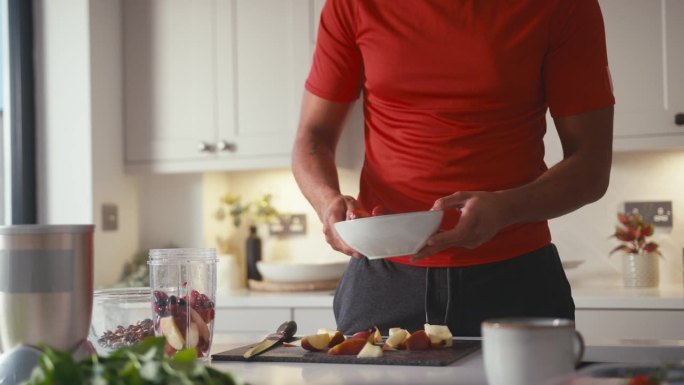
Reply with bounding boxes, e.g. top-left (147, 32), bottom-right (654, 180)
top-left (243, 320), bottom-right (297, 359)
